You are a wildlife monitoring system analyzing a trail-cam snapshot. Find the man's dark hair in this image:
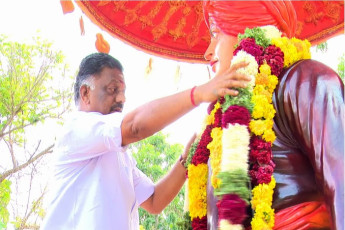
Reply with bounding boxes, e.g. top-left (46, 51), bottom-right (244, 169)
top-left (74, 53), bottom-right (124, 104)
